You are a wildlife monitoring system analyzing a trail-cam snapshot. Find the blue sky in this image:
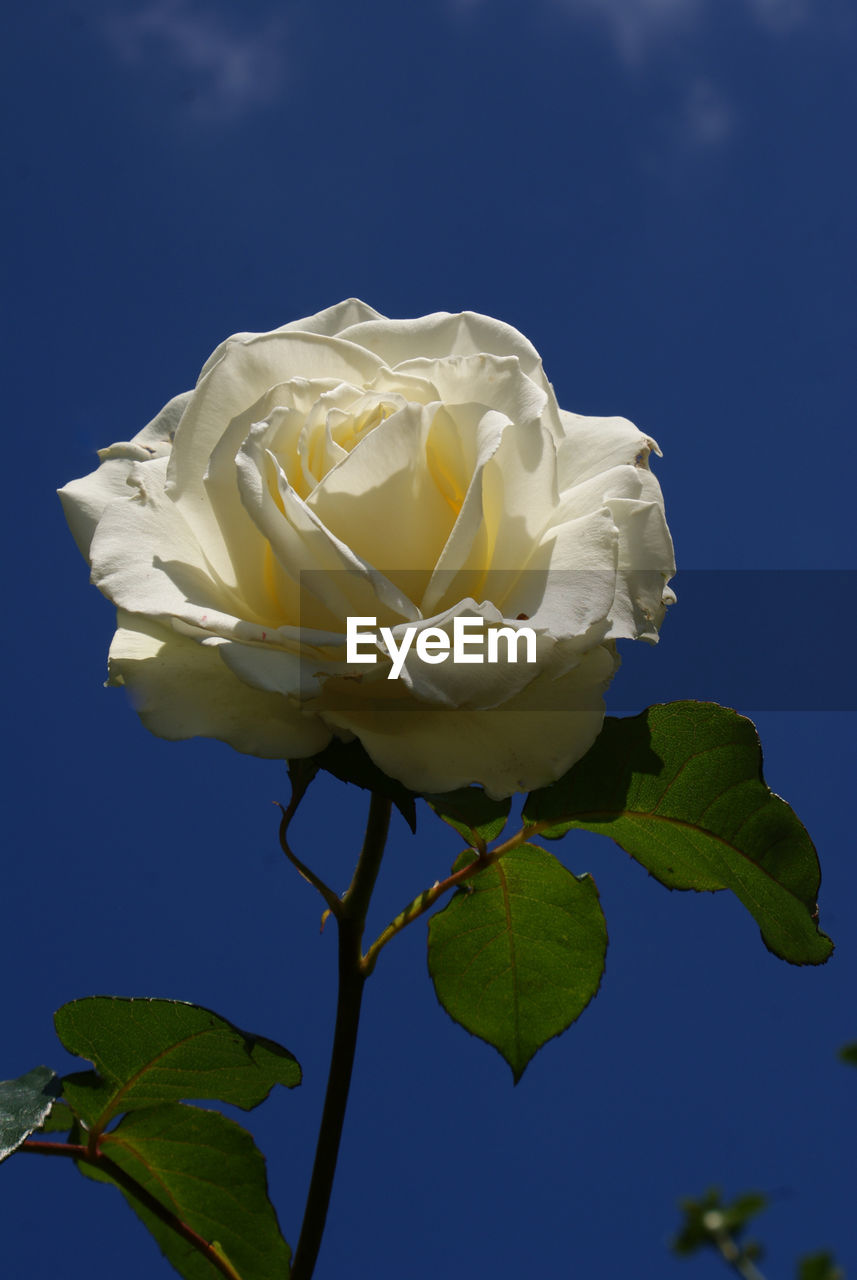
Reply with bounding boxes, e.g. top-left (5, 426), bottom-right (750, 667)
top-left (4, 1), bottom-right (855, 1277)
